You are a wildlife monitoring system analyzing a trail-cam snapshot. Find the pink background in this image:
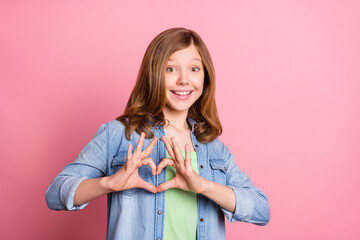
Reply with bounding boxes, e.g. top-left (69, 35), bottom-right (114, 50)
top-left (1, 0), bottom-right (359, 239)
